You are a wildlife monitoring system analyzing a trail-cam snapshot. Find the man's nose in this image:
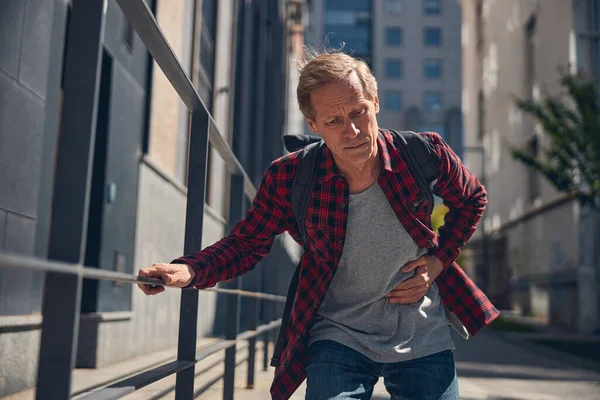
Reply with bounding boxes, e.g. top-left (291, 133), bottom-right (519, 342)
top-left (343, 121), bottom-right (360, 138)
